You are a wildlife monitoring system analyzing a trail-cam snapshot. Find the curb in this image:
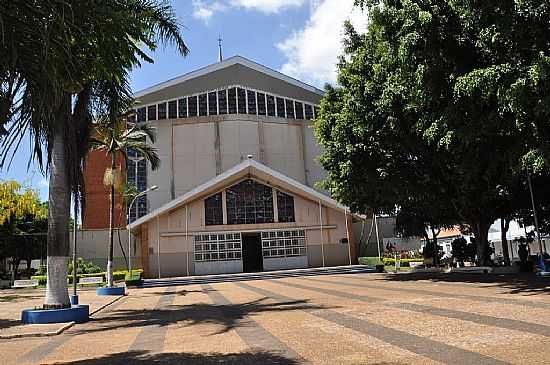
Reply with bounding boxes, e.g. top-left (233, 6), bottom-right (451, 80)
top-left (0, 294), bottom-right (126, 340)
top-left (0, 321), bottom-right (75, 340)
